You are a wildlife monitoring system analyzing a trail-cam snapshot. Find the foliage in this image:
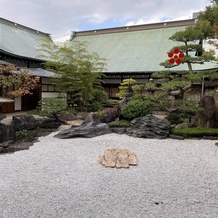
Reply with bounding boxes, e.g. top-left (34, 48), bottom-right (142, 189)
top-left (90, 89), bottom-right (109, 112)
top-left (90, 101), bottom-right (102, 112)
top-left (170, 128), bottom-right (218, 138)
top-left (166, 113), bottom-right (183, 125)
top-left (122, 95), bottom-right (151, 120)
top-left (0, 64), bottom-right (40, 98)
top-left (108, 99), bottom-right (120, 108)
top-left (144, 79), bottom-right (158, 94)
top-left (116, 78), bottom-right (144, 99)
top-left (174, 98), bottom-right (200, 114)
top-left (29, 98), bottom-right (67, 118)
top-left (66, 107), bottom-right (77, 115)
top-left (198, 3), bottom-right (218, 30)
top-left (15, 128), bottom-right (38, 142)
top-left (92, 89), bottom-right (109, 103)
top-left (211, 0), bottom-right (218, 5)
top-left (159, 24), bottom-right (216, 98)
top-left (38, 38), bottom-right (106, 111)
top-left (149, 6), bottom-right (218, 113)
top-left (197, 3), bottom-right (218, 52)
top-left (149, 89), bottom-right (200, 114)
top-left (108, 120), bottom-right (130, 128)
top-left (94, 110), bottom-right (106, 121)
top-left (157, 4), bottom-right (218, 102)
